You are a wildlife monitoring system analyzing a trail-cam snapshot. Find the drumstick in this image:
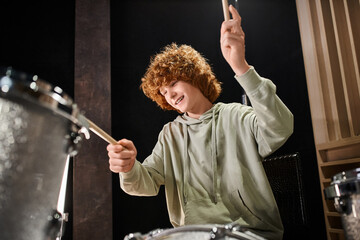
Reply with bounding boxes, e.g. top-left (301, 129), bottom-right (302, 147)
top-left (85, 117), bottom-right (118, 144)
top-left (222, 0), bottom-right (230, 21)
